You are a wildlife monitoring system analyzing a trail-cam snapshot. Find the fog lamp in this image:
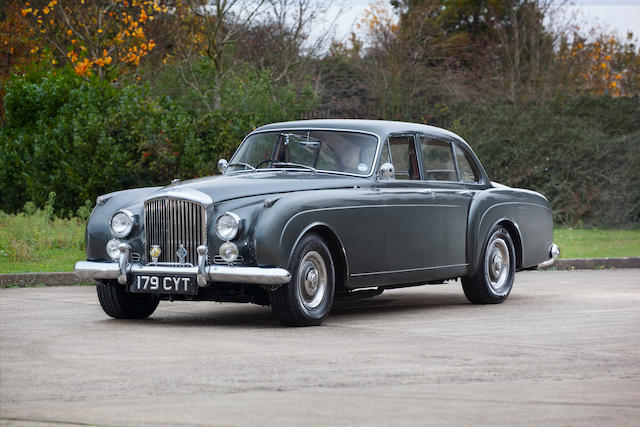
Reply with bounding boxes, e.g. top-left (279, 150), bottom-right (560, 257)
top-left (219, 242), bottom-right (239, 263)
top-left (106, 239), bottom-right (122, 261)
